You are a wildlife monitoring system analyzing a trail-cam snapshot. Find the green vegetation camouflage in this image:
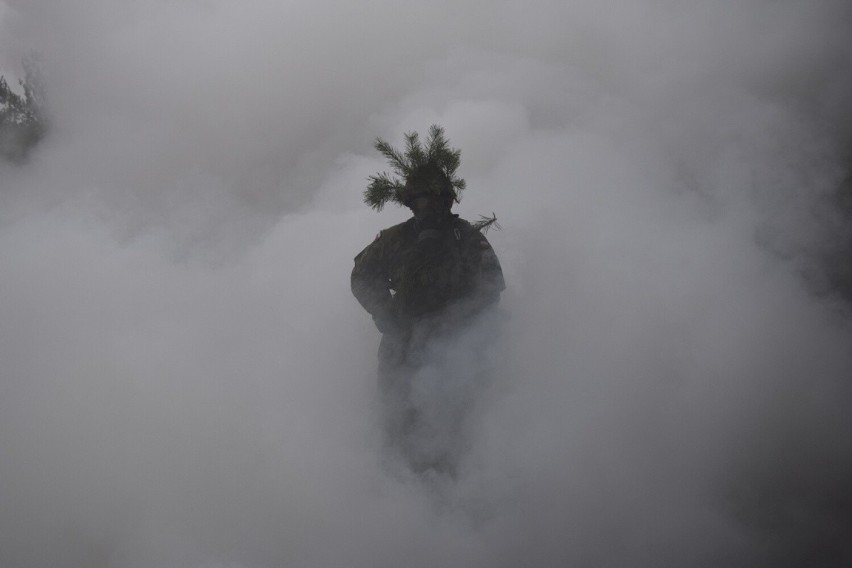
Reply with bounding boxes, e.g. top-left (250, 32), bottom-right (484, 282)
top-left (364, 125), bottom-right (466, 210)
